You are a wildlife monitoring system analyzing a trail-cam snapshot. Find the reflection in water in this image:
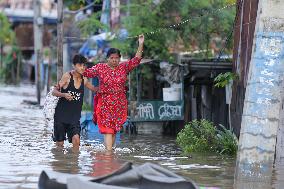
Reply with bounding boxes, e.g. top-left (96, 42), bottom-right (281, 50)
top-left (234, 162), bottom-right (284, 189)
top-left (234, 181), bottom-right (272, 189)
top-left (272, 164), bottom-right (284, 189)
top-left (50, 148), bottom-right (80, 174)
top-left (88, 151), bottom-right (126, 177)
